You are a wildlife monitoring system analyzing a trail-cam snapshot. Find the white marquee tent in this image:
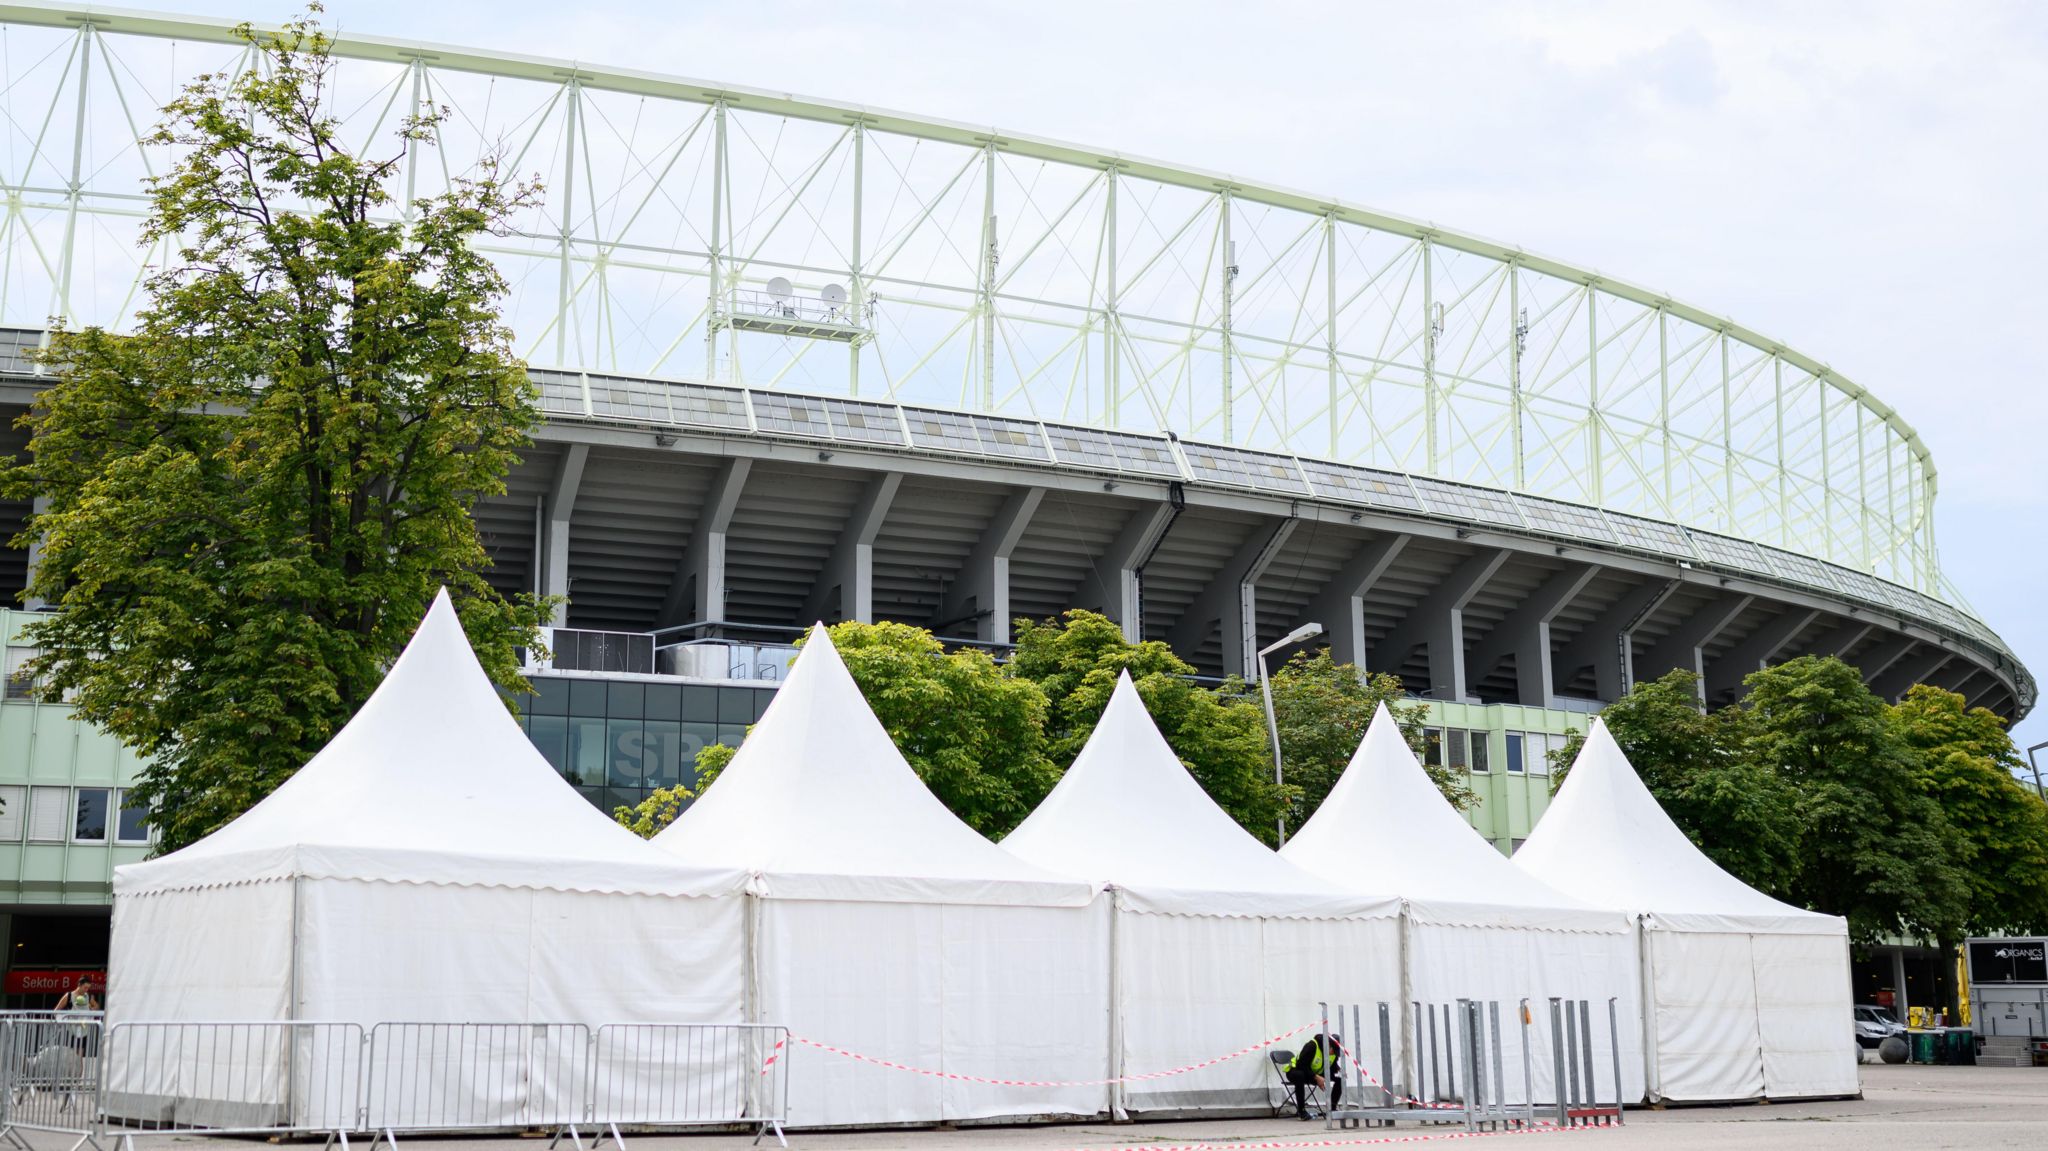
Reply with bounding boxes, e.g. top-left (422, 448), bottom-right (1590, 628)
top-left (108, 589), bottom-right (748, 1128)
top-left (1513, 721), bottom-right (1857, 1102)
top-left (652, 626), bottom-right (1110, 1128)
top-left (1001, 672), bottom-right (1401, 1114)
top-left (1280, 705), bottom-right (1644, 1105)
